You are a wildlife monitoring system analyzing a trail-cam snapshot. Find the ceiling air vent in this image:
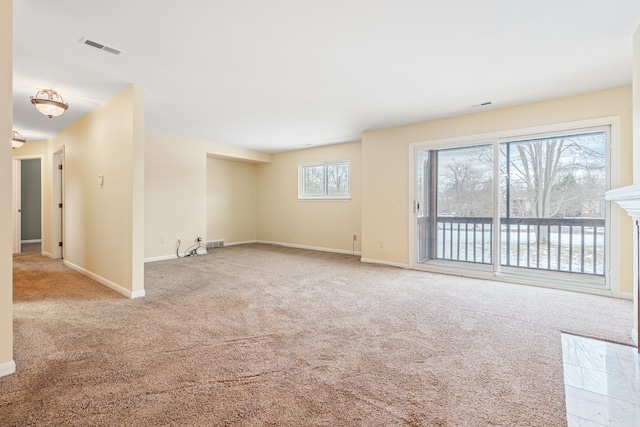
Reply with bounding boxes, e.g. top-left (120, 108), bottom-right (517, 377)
top-left (80, 37), bottom-right (123, 55)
